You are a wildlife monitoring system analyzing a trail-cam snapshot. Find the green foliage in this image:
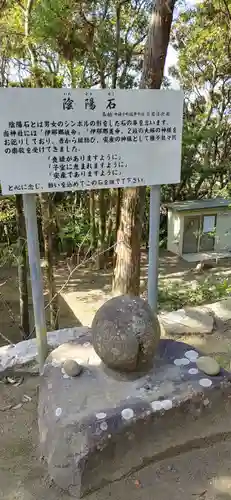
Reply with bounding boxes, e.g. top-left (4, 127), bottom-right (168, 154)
top-left (158, 277), bottom-right (231, 312)
top-left (9, 68), bottom-right (64, 88)
top-left (31, 0), bottom-right (96, 62)
top-left (58, 208), bottom-right (91, 253)
top-left (0, 243), bottom-right (19, 266)
top-left (30, 0), bottom-right (151, 87)
top-left (163, 0), bottom-right (231, 203)
top-left (0, 197), bottom-right (15, 223)
top-left (215, 353), bottom-right (231, 371)
top-left (0, 2), bottom-right (25, 59)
